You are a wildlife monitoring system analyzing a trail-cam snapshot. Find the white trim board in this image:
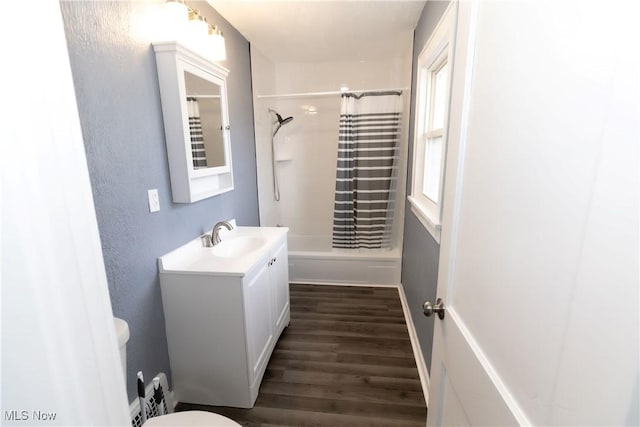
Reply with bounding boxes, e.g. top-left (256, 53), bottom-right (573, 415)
top-left (397, 283), bottom-right (430, 406)
top-left (288, 281), bottom-right (398, 288)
